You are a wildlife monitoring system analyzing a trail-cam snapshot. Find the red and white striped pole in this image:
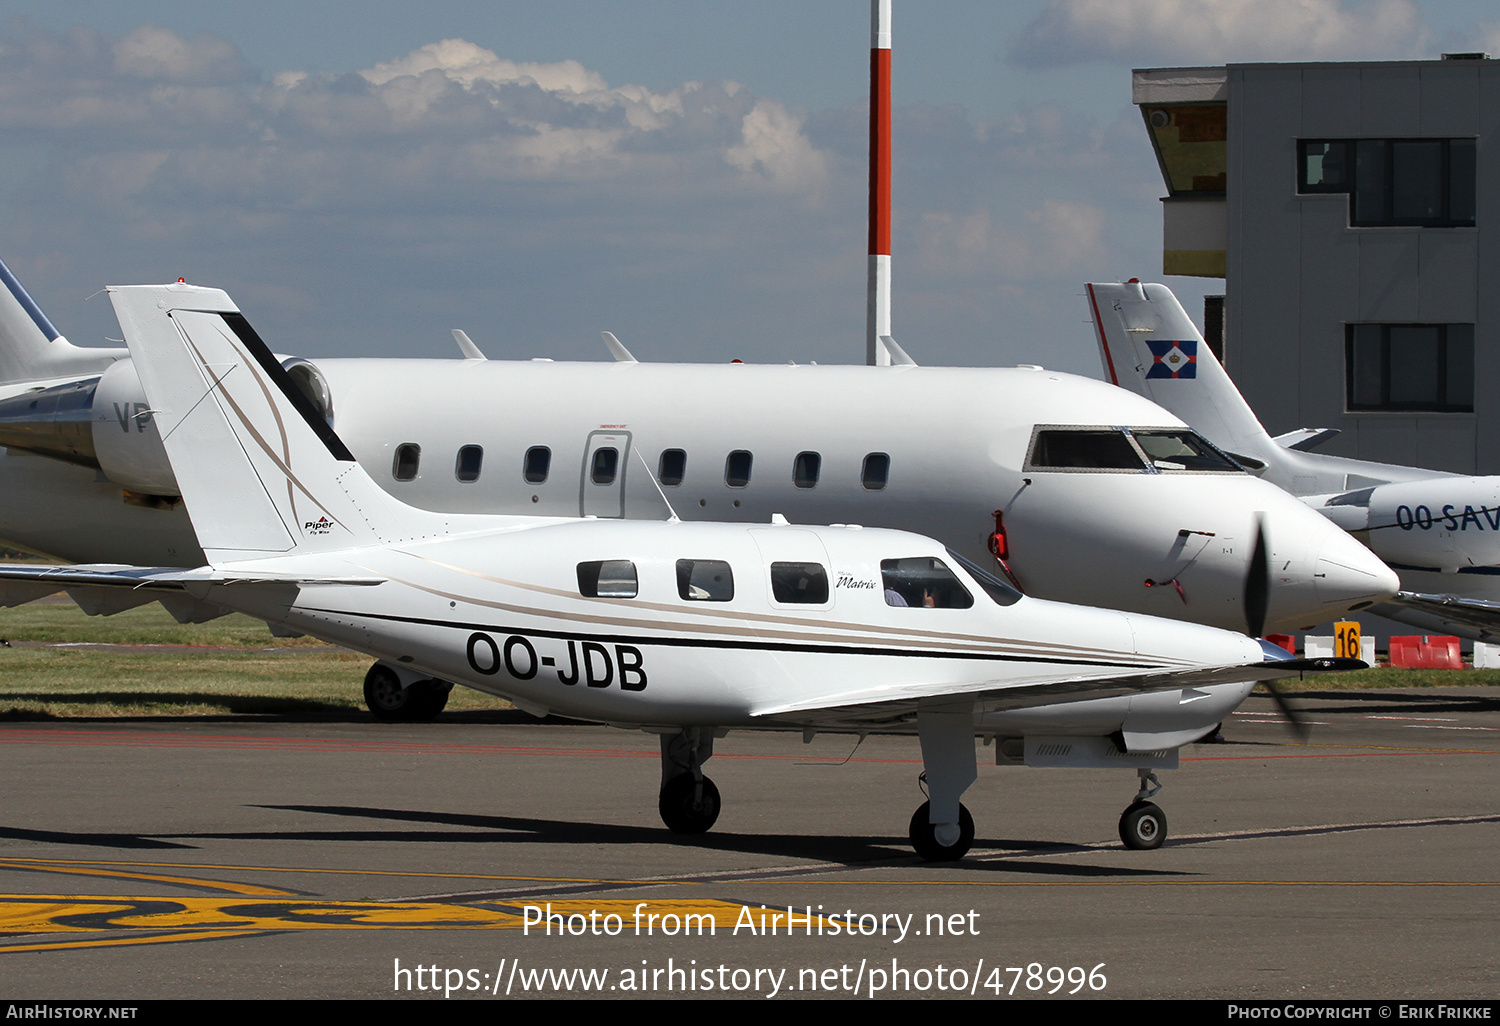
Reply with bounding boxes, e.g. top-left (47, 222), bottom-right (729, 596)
top-left (867, 0), bottom-right (892, 366)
